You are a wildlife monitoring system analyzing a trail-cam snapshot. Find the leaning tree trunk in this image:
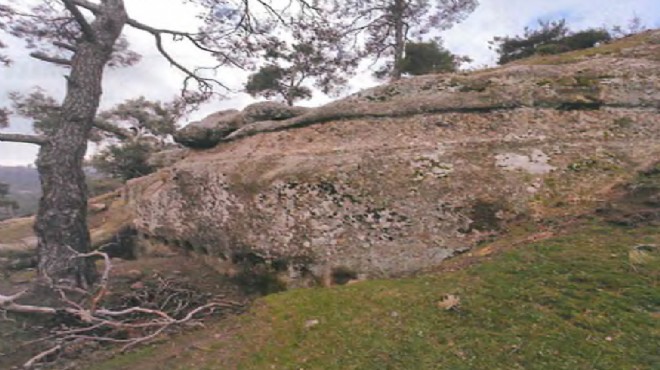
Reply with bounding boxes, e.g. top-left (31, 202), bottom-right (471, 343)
top-left (35, 1), bottom-right (128, 289)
